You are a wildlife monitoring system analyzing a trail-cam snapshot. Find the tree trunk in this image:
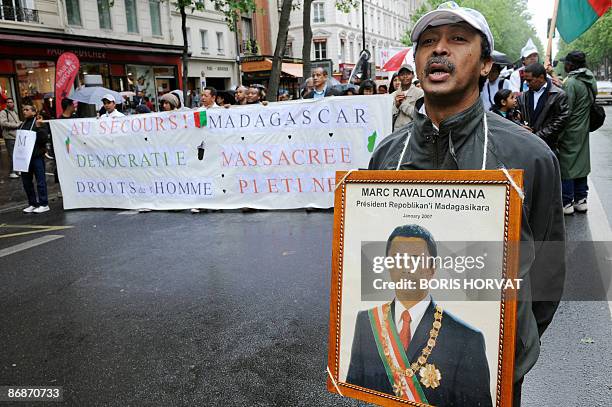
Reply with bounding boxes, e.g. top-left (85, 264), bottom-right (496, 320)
top-left (302, 0), bottom-right (313, 82)
top-left (268, 0), bottom-right (293, 102)
top-left (180, 6), bottom-right (189, 105)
